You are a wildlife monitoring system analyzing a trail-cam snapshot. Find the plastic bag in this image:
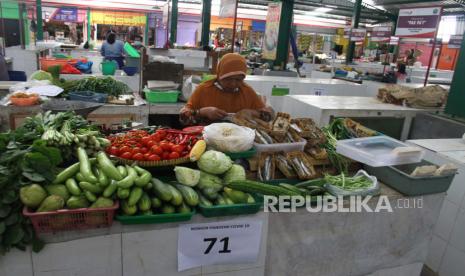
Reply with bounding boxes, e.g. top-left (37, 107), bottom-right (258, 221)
top-left (203, 123), bottom-right (255, 153)
top-left (9, 80), bottom-right (51, 93)
top-left (324, 170), bottom-right (380, 197)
